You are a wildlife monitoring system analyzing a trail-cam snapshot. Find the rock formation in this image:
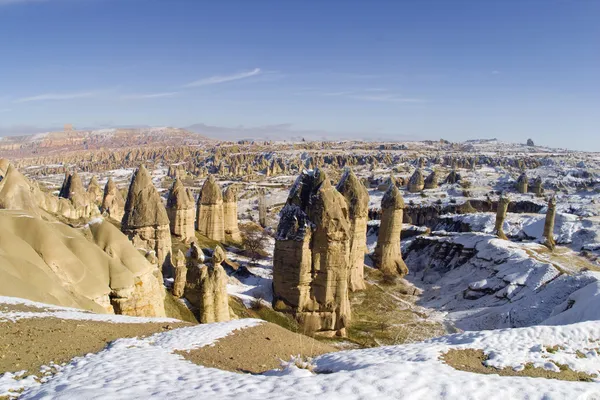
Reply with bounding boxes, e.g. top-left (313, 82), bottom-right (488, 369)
top-left (184, 245), bottom-right (230, 323)
top-left (543, 196), bottom-right (557, 251)
top-left (172, 249), bottom-right (187, 297)
top-left (58, 171), bottom-right (100, 219)
top-left (196, 175), bottom-right (225, 241)
top-left (373, 181), bottom-right (409, 277)
top-left (101, 177), bottom-right (125, 221)
top-left (445, 170), bottom-right (461, 184)
top-left (222, 185), bottom-right (242, 243)
top-left (516, 172), bottom-right (528, 193)
top-left (408, 169), bottom-right (425, 193)
top-left (494, 194), bottom-right (510, 240)
top-left (166, 178), bottom-right (196, 241)
top-left (273, 168), bottom-right (351, 337)
top-left (0, 158), bottom-right (9, 179)
top-left (424, 170), bottom-right (439, 189)
top-left (336, 168), bottom-right (369, 292)
top-left (121, 165), bottom-right (172, 270)
top-left (532, 177), bottom-right (544, 197)
top-left (87, 176), bottom-right (104, 205)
